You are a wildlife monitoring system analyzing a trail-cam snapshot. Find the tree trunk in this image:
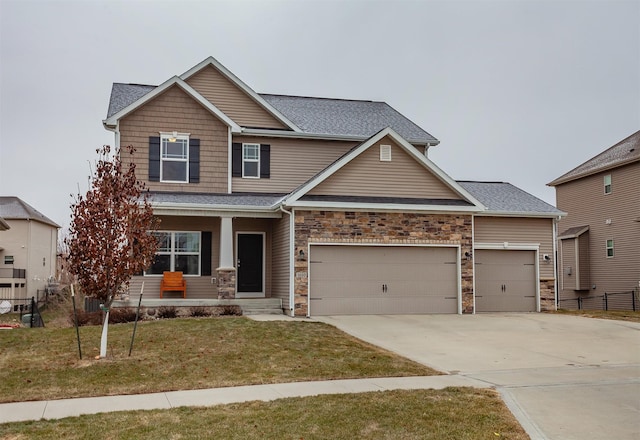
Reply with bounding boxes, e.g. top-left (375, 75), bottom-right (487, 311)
top-left (99, 310), bottom-right (110, 358)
